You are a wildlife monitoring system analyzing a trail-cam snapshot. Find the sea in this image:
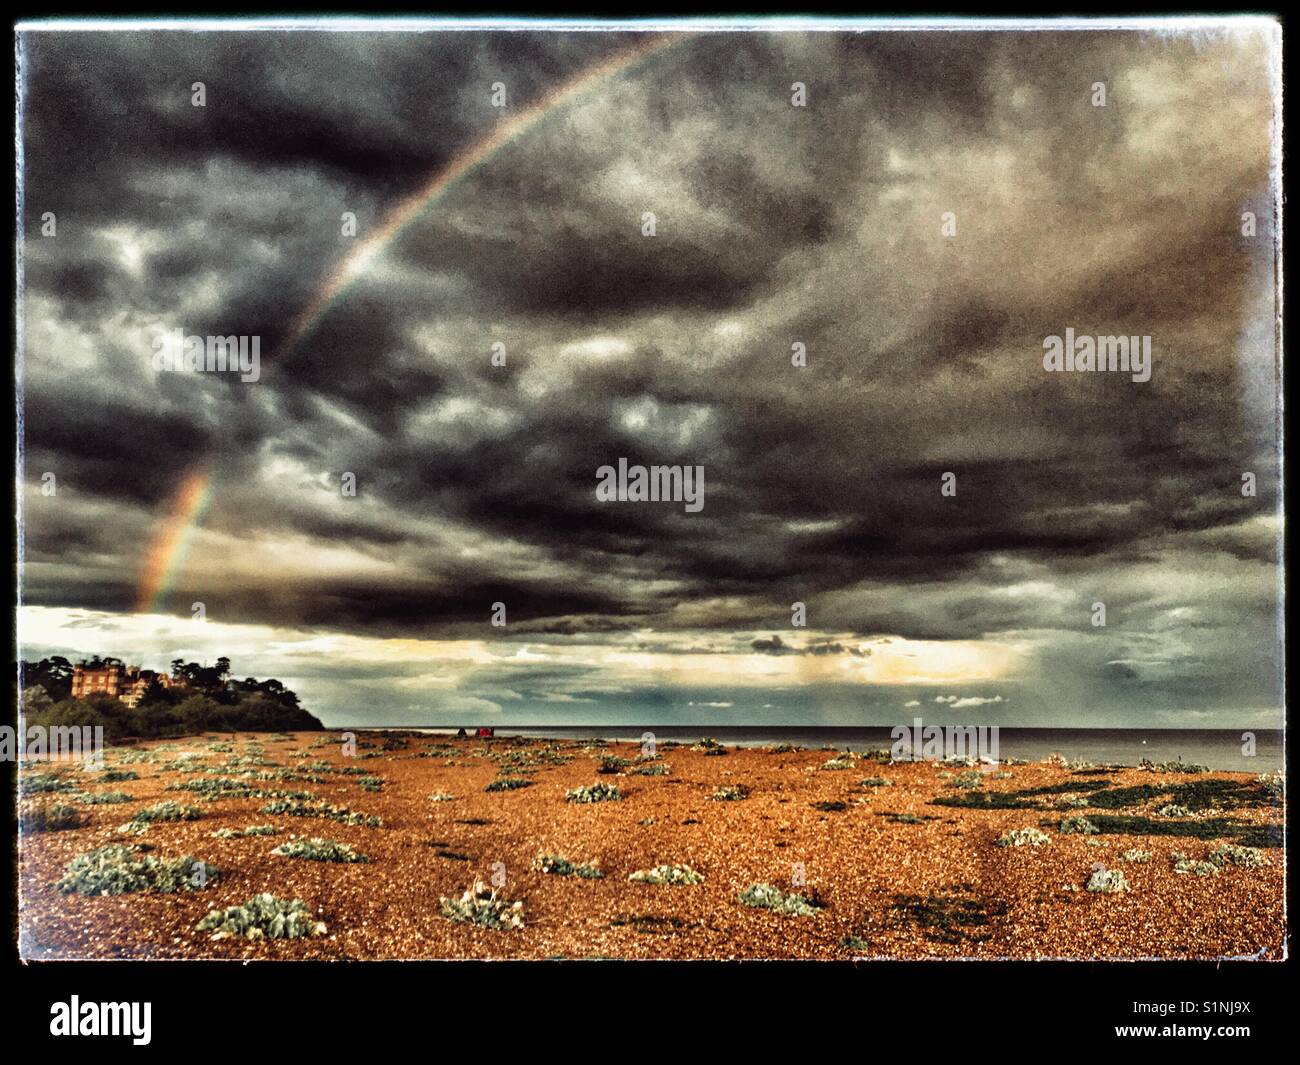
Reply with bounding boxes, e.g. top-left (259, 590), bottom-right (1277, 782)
top-left (352, 725), bottom-right (1285, 773)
